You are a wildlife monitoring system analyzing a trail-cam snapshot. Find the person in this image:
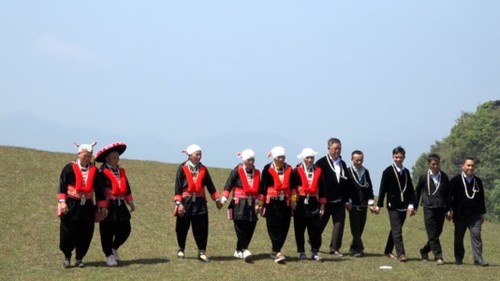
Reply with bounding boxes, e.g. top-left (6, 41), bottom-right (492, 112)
top-left (173, 144), bottom-right (223, 262)
top-left (220, 149), bottom-right (261, 261)
top-left (414, 153), bottom-right (450, 265)
top-left (449, 157), bottom-right (488, 266)
top-left (315, 138), bottom-right (355, 257)
top-left (292, 148), bottom-right (325, 261)
top-left (94, 142), bottom-right (136, 267)
top-left (373, 146), bottom-right (416, 262)
top-left (260, 146), bottom-right (296, 263)
top-left (346, 150), bottom-right (374, 258)
top-left (58, 142), bottom-right (103, 268)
